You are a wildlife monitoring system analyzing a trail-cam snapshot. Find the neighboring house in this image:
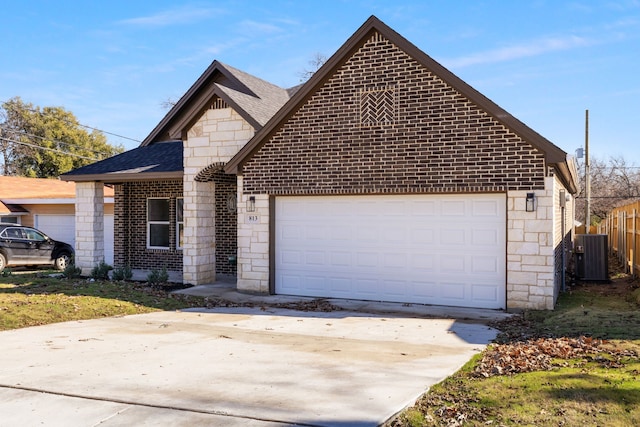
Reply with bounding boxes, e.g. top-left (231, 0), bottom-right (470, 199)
top-left (0, 176), bottom-right (115, 264)
top-left (62, 16), bottom-right (578, 310)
